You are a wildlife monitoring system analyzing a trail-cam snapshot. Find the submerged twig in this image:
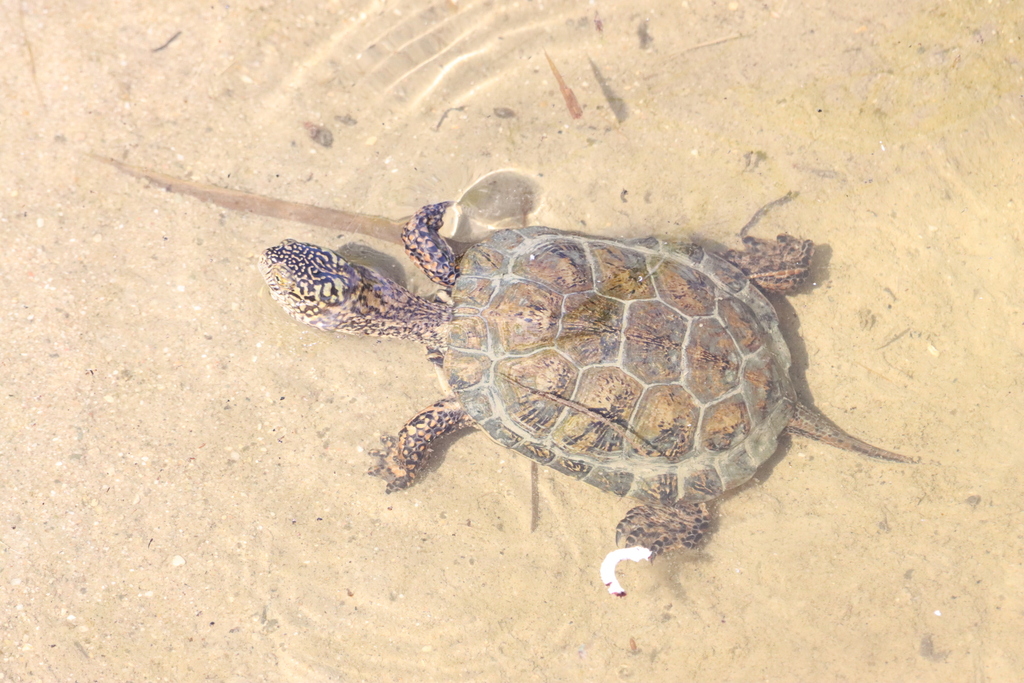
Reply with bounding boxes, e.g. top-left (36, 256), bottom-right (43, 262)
top-left (739, 191), bottom-right (798, 238)
top-left (544, 52), bottom-right (583, 120)
top-left (87, 153), bottom-right (405, 245)
top-left (530, 462), bottom-right (540, 532)
top-left (18, 4), bottom-right (44, 105)
top-left (152, 31), bottom-right (182, 53)
top-left (680, 33), bottom-right (744, 54)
